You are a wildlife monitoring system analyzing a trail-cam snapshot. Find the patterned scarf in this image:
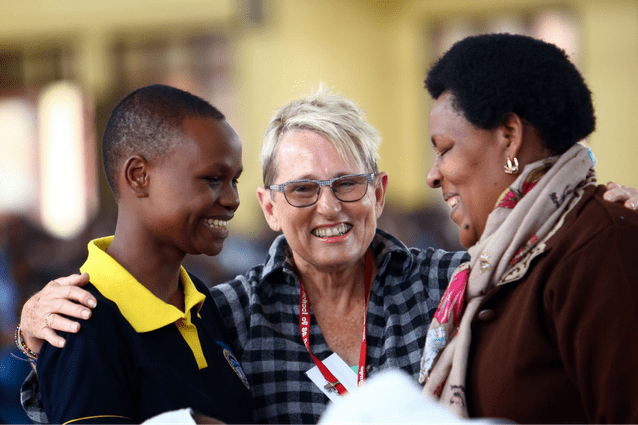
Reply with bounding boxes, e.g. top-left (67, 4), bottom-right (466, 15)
top-left (418, 143), bottom-right (597, 418)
